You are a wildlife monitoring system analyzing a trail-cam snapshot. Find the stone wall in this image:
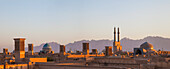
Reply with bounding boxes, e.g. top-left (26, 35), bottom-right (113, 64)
top-left (34, 64), bottom-right (125, 69)
top-left (0, 64), bottom-right (28, 69)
